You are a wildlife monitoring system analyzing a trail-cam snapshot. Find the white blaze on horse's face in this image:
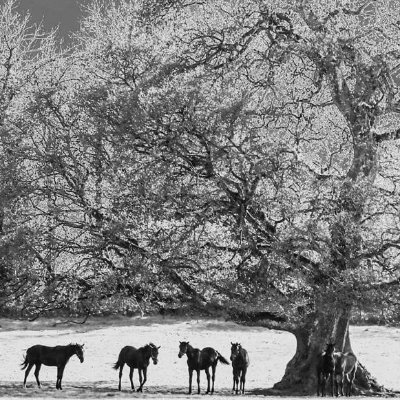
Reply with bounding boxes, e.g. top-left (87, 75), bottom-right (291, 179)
top-left (178, 341), bottom-right (188, 358)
